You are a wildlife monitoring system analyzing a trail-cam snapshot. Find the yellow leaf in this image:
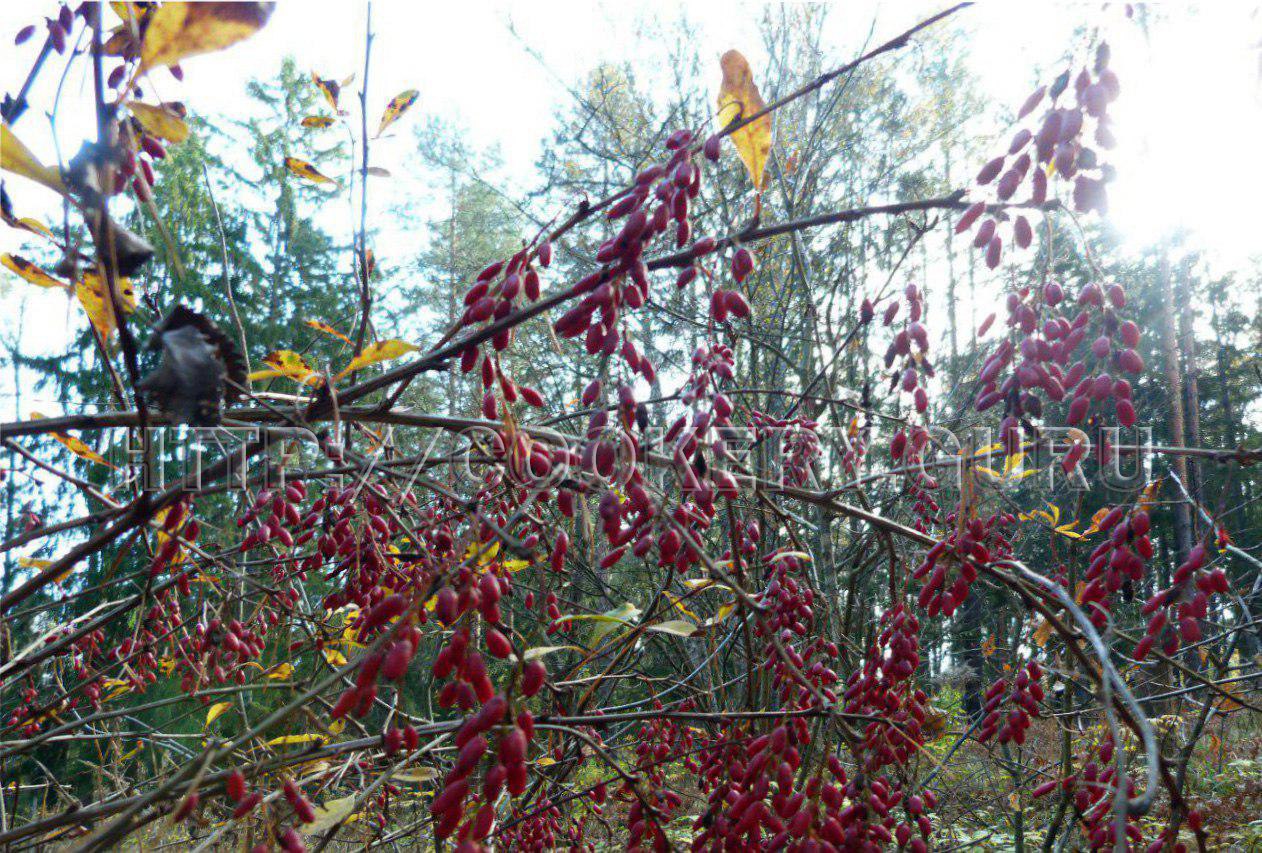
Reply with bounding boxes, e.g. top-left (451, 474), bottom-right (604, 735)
top-left (2, 254), bottom-right (68, 289)
top-left (647, 619), bottom-right (700, 637)
top-left (663, 591), bottom-right (699, 621)
top-left (716, 50), bottom-right (772, 191)
top-left (523, 644), bottom-right (580, 661)
top-left (1054, 521), bottom-right (1084, 540)
top-left (563, 602), bottom-right (641, 647)
top-left (140, 2), bottom-right (274, 70)
top-left (266, 733), bottom-right (325, 747)
top-left (30, 412), bottom-right (114, 468)
top-left (267, 663), bottom-right (294, 679)
top-left (1032, 618), bottom-right (1053, 647)
top-left (377, 89), bottom-right (419, 135)
top-left (128, 101), bottom-right (189, 142)
top-left (303, 795), bottom-right (357, 835)
top-left (502, 558), bottom-right (532, 573)
top-left (767, 551), bottom-right (811, 564)
top-left (0, 206), bottom-right (56, 241)
top-left (205, 701), bottom-right (231, 726)
top-left (1003, 451), bottom-right (1026, 475)
top-left (323, 647), bottom-right (347, 667)
top-left (301, 115), bottom-right (335, 129)
top-left (391, 767), bottom-right (437, 783)
top-left (1083, 507), bottom-right (1111, 537)
top-left (1137, 478), bottom-right (1164, 513)
top-left (54, 433), bottom-right (113, 467)
top-left (74, 271), bottom-right (136, 339)
top-left (328, 719), bottom-right (345, 735)
top-left (705, 601), bottom-right (739, 627)
top-left (284, 156), bottom-right (338, 187)
top-left (304, 318), bottom-right (350, 343)
top-left (248, 350), bottom-right (322, 386)
top-left (1, 122), bottom-right (66, 194)
top-left (17, 556), bottom-right (75, 584)
top-left (335, 339), bottom-right (419, 380)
